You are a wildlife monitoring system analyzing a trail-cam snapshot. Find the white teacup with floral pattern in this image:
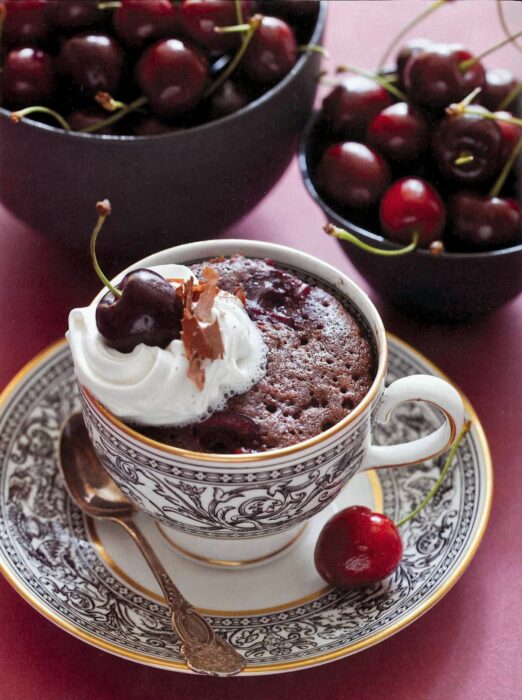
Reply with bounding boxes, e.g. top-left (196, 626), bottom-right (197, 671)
top-left (79, 239), bottom-right (464, 568)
